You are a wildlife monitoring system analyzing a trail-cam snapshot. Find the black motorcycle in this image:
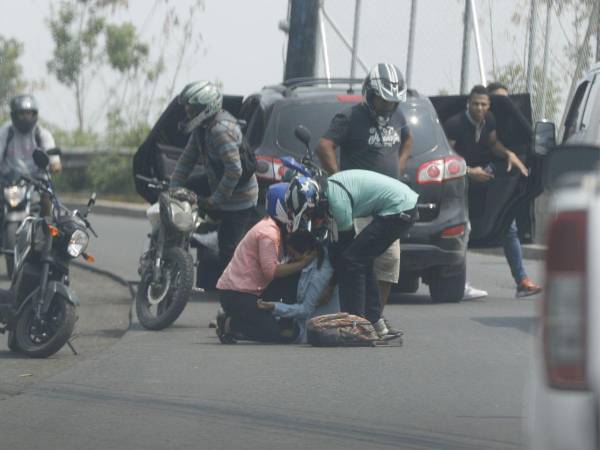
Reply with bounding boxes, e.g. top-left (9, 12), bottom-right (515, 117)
top-left (1, 160), bottom-right (42, 278)
top-left (135, 175), bottom-right (198, 330)
top-left (0, 150), bottom-right (97, 358)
